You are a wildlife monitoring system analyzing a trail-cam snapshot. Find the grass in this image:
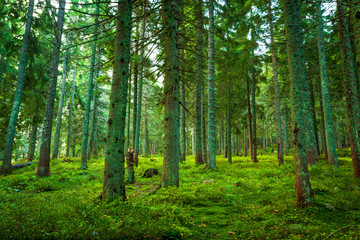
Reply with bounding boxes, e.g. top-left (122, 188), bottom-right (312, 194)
top-left (0, 153), bottom-right (359, 239)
